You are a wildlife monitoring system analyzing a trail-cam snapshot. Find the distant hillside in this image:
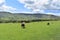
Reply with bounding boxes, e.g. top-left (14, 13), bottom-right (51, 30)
top-left (0, 12), bottom-right (60, 22)
top-left (14, 13), bottom-right (60, 20)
